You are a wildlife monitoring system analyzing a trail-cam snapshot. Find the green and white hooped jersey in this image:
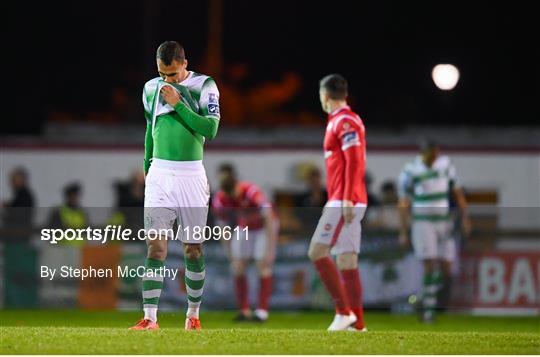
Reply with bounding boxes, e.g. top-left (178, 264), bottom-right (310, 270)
top-left (143, 71), bottom-right (220, 130)
top-left (398, 155), bottom-right (459, 221)
top-left (142, 71), bottom-right (220, 164)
